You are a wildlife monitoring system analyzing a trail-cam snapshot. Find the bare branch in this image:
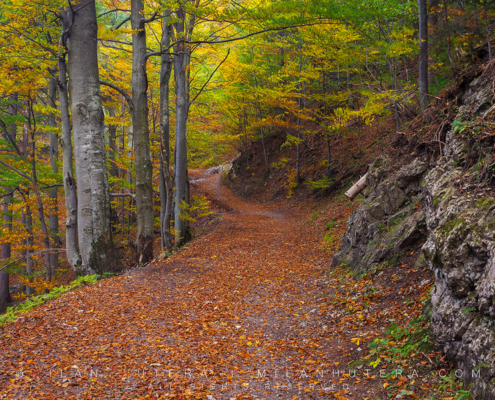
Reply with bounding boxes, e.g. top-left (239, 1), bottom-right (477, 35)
top-left (190, 48), bottom-right (230, 107)
top-left (0, 119), bottom-right (24, 159)
top-left (113, 16), bottom-right (131, 30)
top-left (97, 8), bottom-right (130, 18)
top-left (99, 80), bottom-right (134, 111)
top-left (0, 187), bottom-right (19, 200)
top-left (0, 159), bottom-right (33, 182)
top-left (146, 22), bottom-right (335, 60)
